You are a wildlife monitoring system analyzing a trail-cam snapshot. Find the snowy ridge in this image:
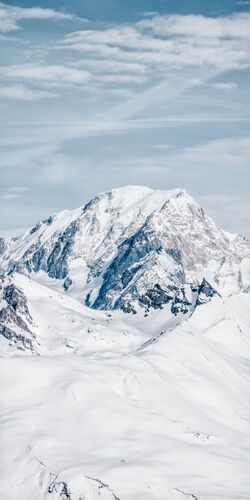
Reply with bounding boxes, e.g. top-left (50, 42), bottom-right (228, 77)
top-left (0, 270), bottom-right (250, 499)
top-left (0, 186), bottom-right (249, 314)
